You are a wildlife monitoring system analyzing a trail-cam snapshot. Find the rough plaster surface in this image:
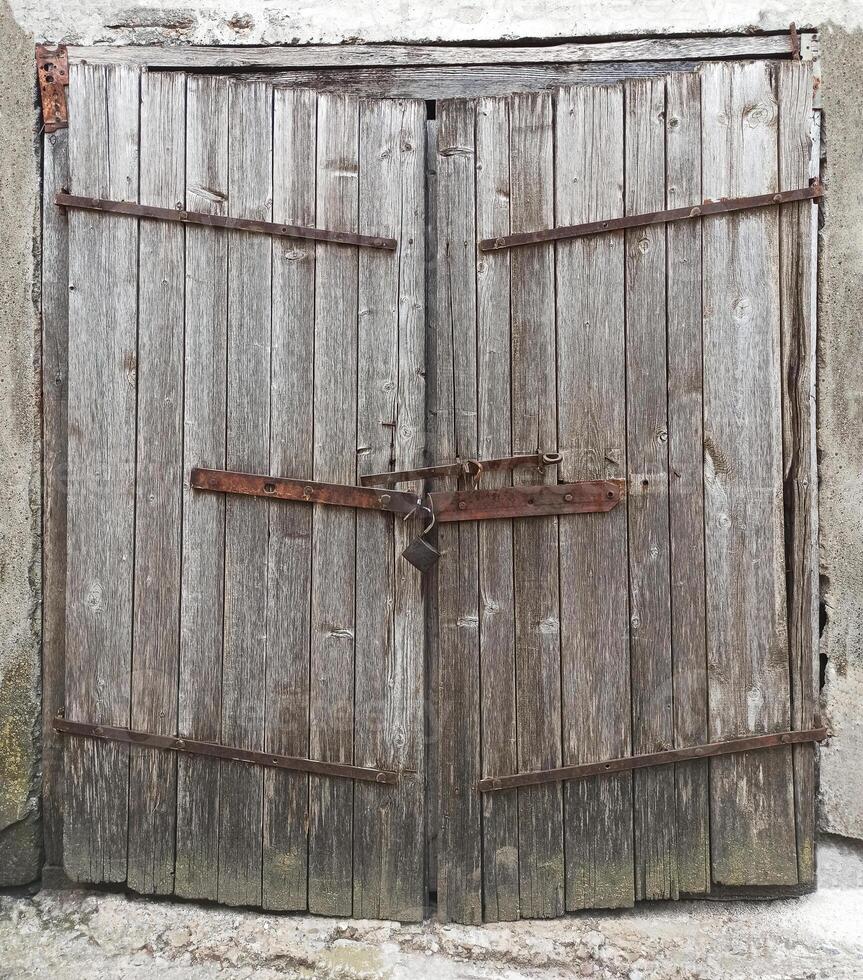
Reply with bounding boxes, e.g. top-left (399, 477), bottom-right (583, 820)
top-left (5, 0), bottom-right (863, 45)
top-left (1, 0), bottom-right (863, 885)
top-left (817, 26), bottom-right (863, 841)
top-left (0, 0), bottom-right (41, 886)
top-left (1, 840), bottom-right (862, 979)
